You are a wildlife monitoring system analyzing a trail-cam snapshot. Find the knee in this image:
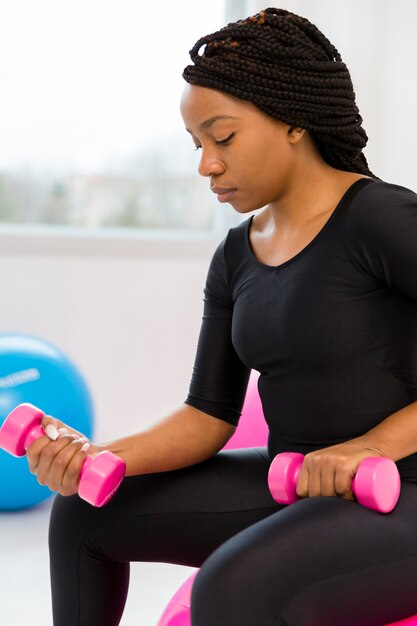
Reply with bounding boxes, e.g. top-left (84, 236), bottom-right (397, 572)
top-left (48, 493), bottom-right (96, 555)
